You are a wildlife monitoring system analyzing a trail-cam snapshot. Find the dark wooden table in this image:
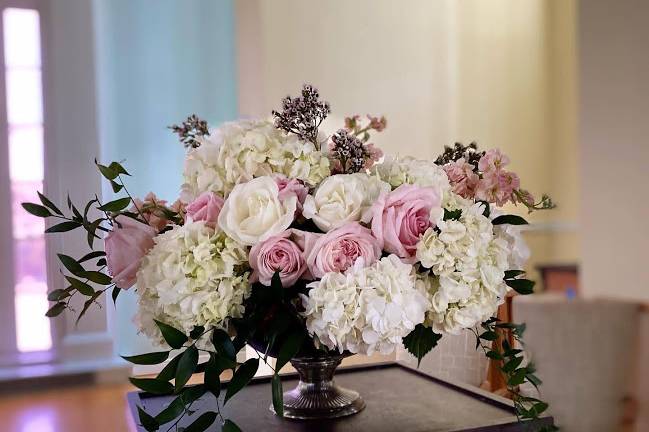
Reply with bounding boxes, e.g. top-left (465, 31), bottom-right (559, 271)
top-left (127, 362), bottom-right (553, 431)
